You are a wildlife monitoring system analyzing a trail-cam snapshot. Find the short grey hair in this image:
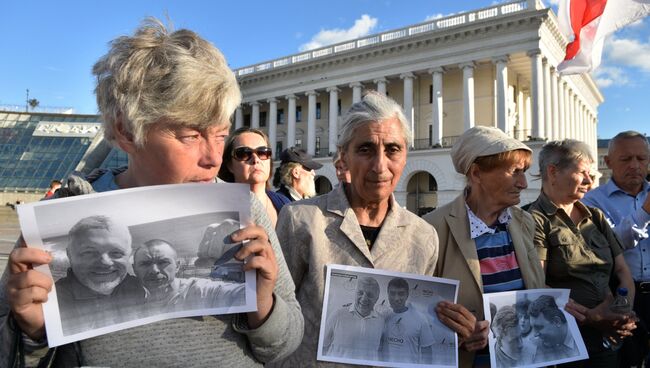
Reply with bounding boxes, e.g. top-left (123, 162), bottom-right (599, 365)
top-left (538, 139), bottom-right (594, 181)
top-left (337, 92), bottom-right (412, 151)
top-left (93, 17), bottom-right (241, 147)
top-left (279, 162), bottom-right (301, 187)
top-left (69, 215), bottom-right (132, 253)
top-left (608, 130), bottom-right (649, 153)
